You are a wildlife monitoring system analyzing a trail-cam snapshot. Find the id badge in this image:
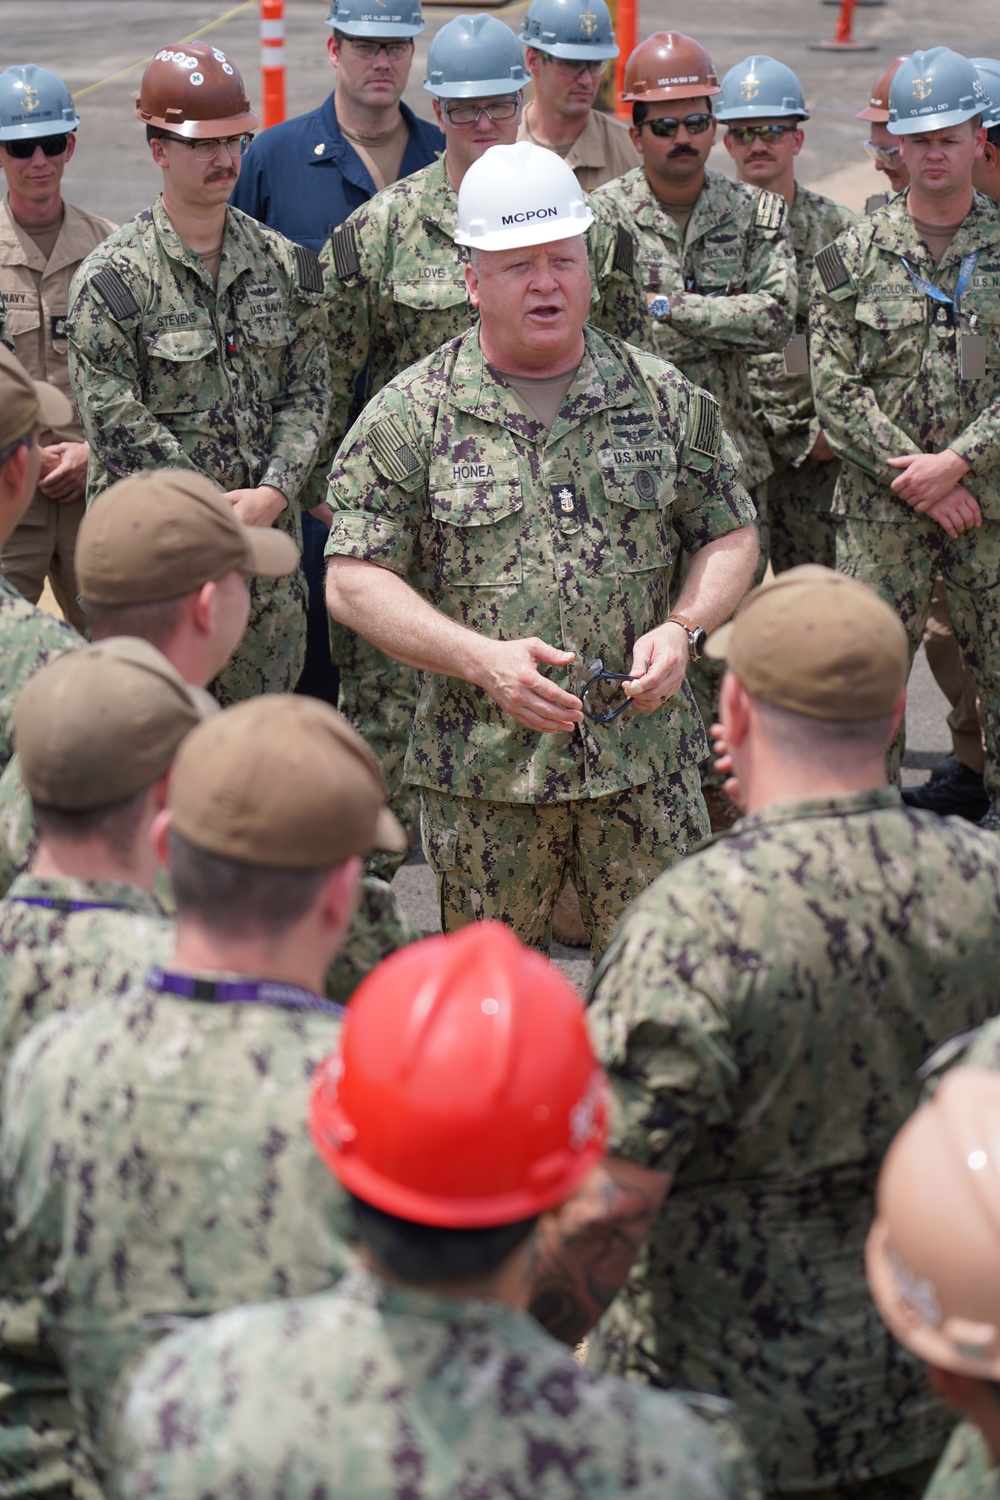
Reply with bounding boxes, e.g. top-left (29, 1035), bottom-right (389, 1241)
top-left (783, 333), bottom-right (809, 376)
top-left (960, 334), bottom-right (988, 380)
